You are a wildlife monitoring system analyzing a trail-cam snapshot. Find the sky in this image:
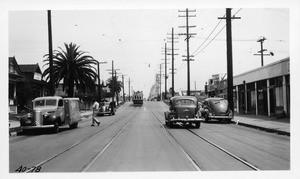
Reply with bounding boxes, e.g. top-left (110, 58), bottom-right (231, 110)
top-left (7, 7), bottom-right (290, 98)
